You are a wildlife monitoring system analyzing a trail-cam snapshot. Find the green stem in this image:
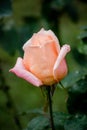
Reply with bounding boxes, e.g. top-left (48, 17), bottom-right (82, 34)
top-left (46, 87), bottom-right (55, 130)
